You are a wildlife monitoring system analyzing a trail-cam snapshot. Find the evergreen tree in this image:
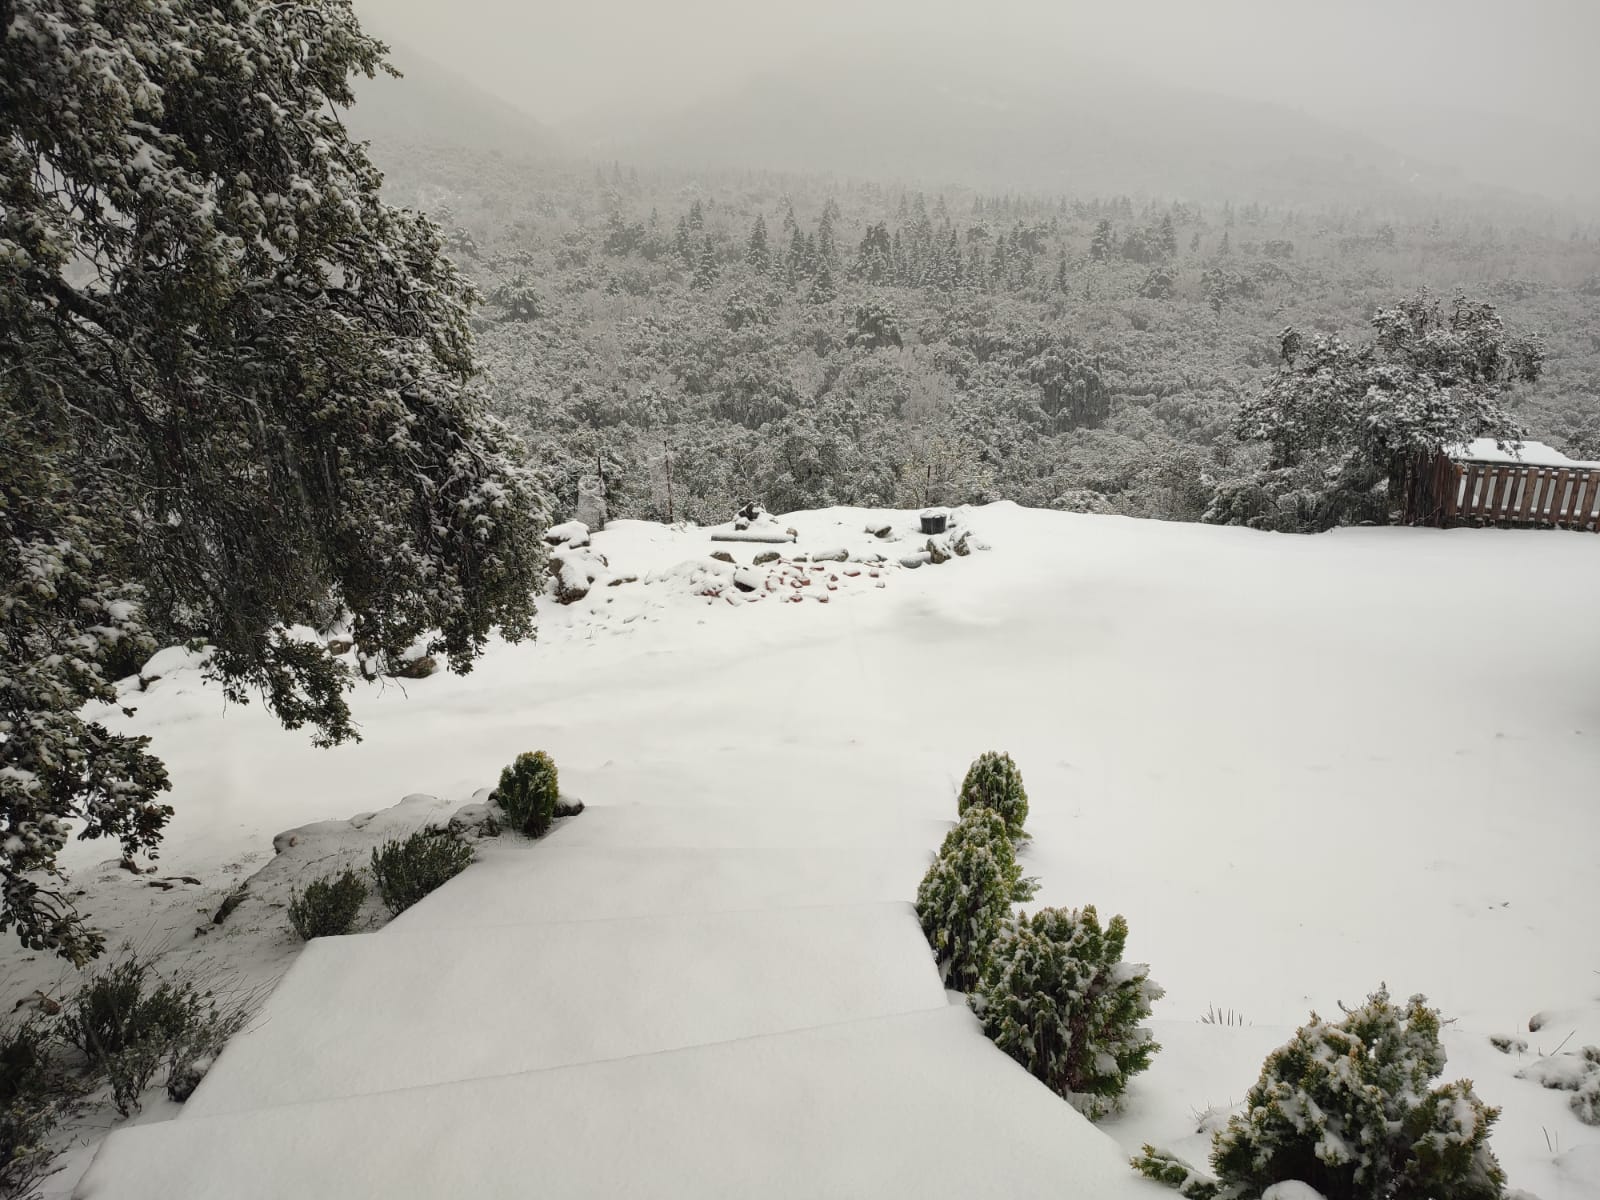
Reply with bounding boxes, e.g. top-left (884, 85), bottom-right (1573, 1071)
top-left (0, 0), bottom-right (545, 960)
top-left (817, 206), bottom-right (838, 264)
top-left (853, 223), bottom-right (894, 284)
top-left (745, 214), bottom-right (770, 271)
top-left (693, 235), bottom-right (719, 288)
top-left (1090, 219), bottom-right (1116, 261)
top-left (1158, 213), bottom-right (1179, 258)
top-left (806, 259), bottom-right (836, 304)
